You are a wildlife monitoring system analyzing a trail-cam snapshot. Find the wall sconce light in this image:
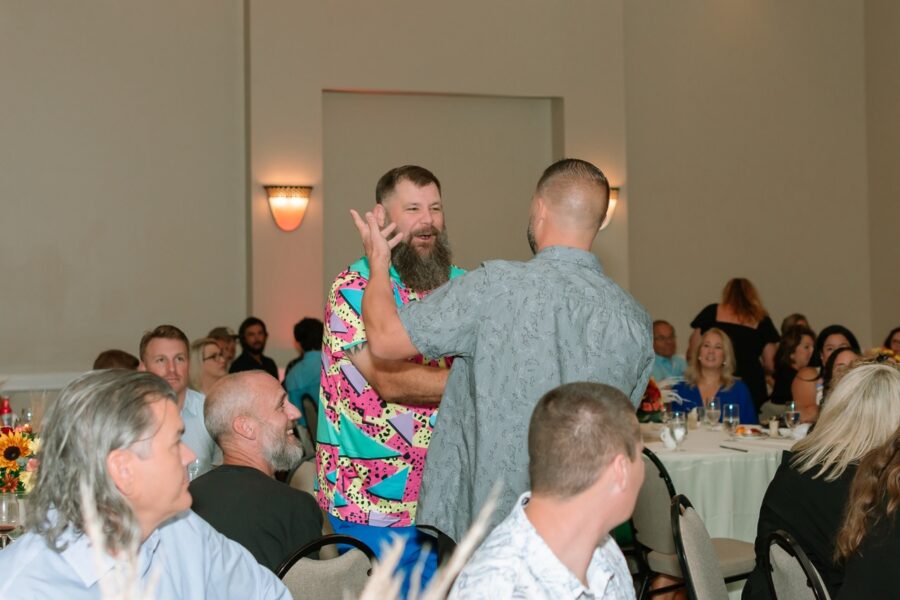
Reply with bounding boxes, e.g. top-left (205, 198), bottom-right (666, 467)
top-left (264, 185), bottom-right (312, 232)
top-left (599, 187), bottom-right (619, 231)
